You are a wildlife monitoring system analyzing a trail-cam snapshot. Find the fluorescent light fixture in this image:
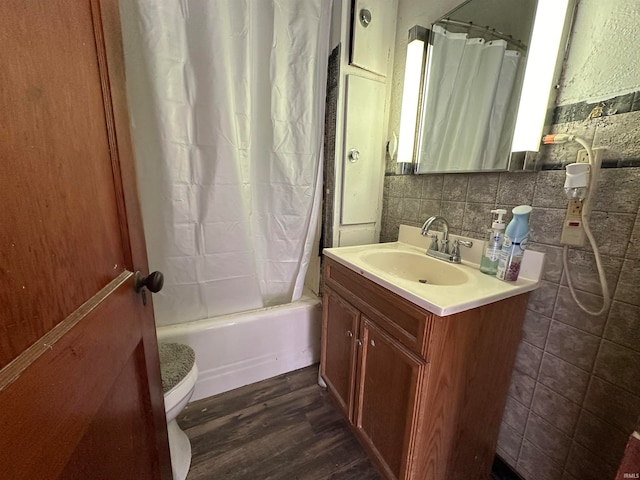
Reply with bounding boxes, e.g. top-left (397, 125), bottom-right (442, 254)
top-left (511, 0), bottom-right (572, 152)
top-left (397, 26), bottom-right (427, 166)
